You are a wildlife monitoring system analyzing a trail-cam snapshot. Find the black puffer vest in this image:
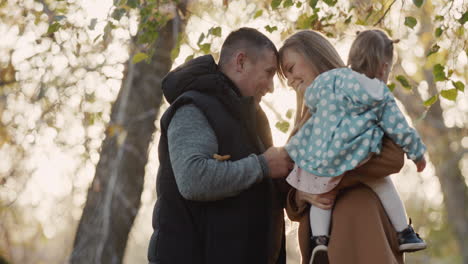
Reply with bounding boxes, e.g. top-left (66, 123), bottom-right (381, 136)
top-left (148, 55), bottom-right (286, 264)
